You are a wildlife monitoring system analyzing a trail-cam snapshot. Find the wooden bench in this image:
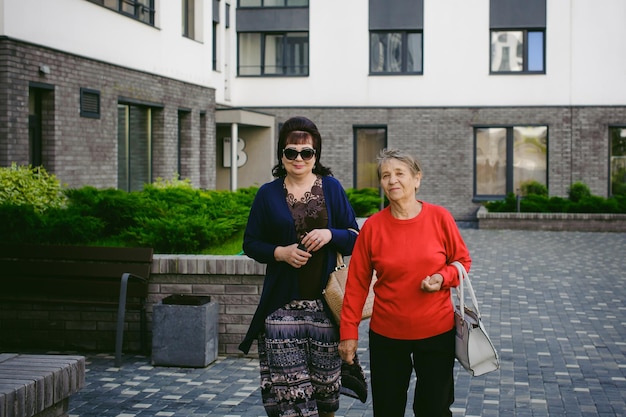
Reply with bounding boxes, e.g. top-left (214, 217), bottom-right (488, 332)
top-left (0, 245), bottom-right (153, 366)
